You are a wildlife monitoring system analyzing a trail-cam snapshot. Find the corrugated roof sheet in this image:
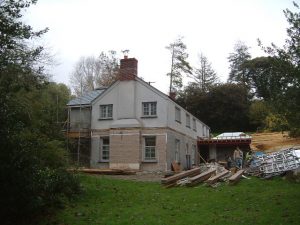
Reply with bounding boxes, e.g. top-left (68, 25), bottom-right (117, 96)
top-left (67, 89), bottom-right (106, 106)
